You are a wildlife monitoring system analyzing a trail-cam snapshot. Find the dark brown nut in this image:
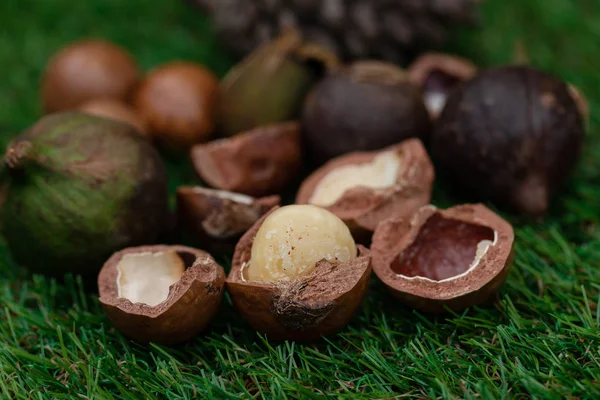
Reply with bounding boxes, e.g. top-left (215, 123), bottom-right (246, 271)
top-left (408, 52), bottom-right (477, 119)
top-left (226, 205), bottom-right (372, 341)
top-left (134, 61), bottom-right (219, 150)
top-left (176, 186), bottom-right (280, 252)
top-left (372, 204), bottom-right (514, 313)
top-left (296, 139), bottom-right (434, 240)
top-left (433, 65), bottom-right (585, 215)
top-left (190, 122), bottom-right (302, 196)
top-left (78, 98), bottom-right (148, 135)
top-left (302, 60), bottom-right (432, 164)
top-left (42, 39), bottom-right (140, 113)
top-left (217, 28), bottom-right (338, 137)
top-left (98, 245), bottom-right (225, 345)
